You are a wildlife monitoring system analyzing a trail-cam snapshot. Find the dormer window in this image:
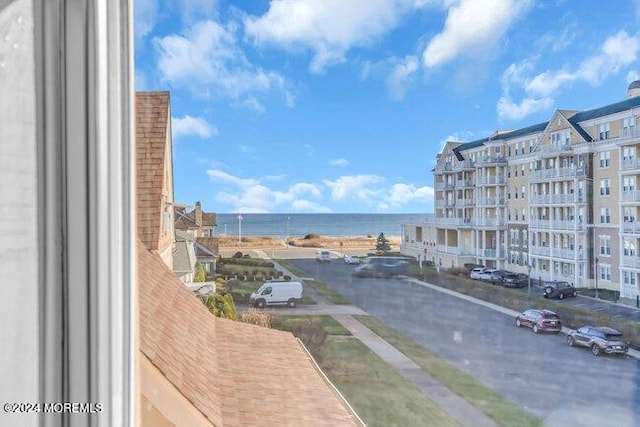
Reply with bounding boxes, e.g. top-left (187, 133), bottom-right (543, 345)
top-left (599, 123), bottom-right (610, 140)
